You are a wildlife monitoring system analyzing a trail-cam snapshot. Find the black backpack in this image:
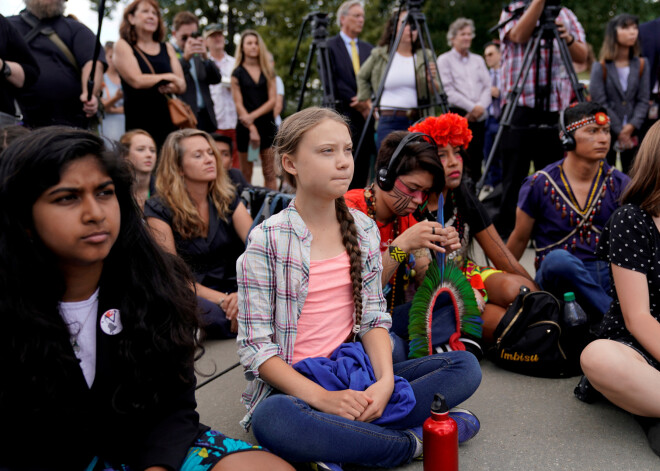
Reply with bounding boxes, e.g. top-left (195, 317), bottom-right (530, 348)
top-left (489, 287), bottom-right (582, 378)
